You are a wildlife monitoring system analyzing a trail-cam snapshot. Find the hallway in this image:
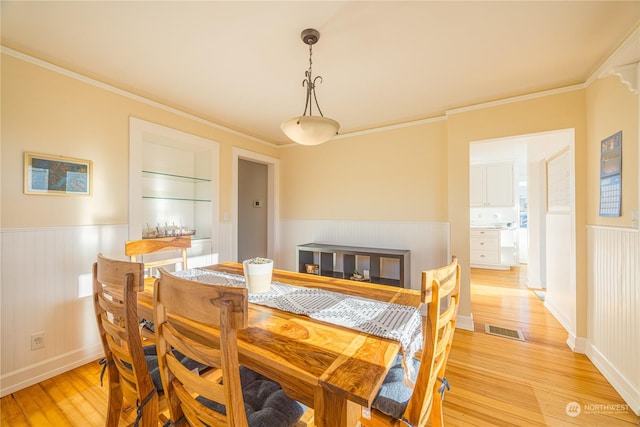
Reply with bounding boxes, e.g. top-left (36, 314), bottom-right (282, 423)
top-left (441, 266), bottom-right (639, 425)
